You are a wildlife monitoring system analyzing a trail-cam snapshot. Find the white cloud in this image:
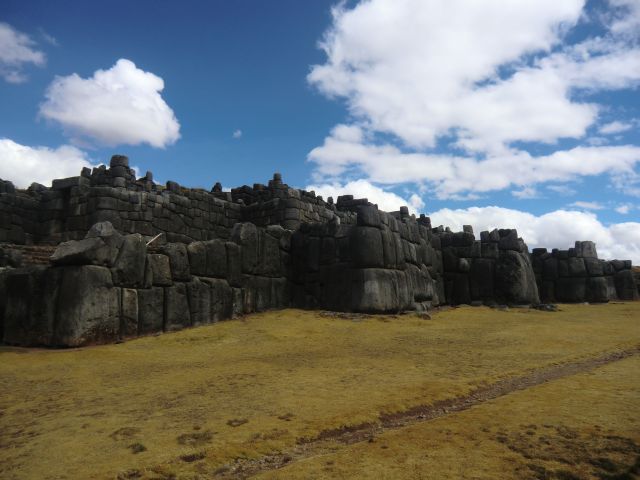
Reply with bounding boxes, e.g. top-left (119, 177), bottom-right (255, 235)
top-left (0, 22), bottom-right (45, 83)
top-left (547, 184), bottom-right (578, 196)
top-left (306, 179), bottom-right (422, 214)
top-left (512, 187), bottom-right (539, 199)
top-left (308, 125), bottom-right (640, 198)
top-left (0, 138), bottom-right (96, 188)
top-left (307, 0), bottom-right (640, 198)
top-left (615, 203), bottom-right (634, 214)
top-left (609, 0), bottom-right (640, 36)
top-left (429, 205), bottom-right (640, 263)
top-left (232, 129), bottom-right (242, 139)
top-left (39, 59), bottom-right (180, 148)
top-left (599, 120), bottom-right (634, 134)
top-left (569, 200), bottom-right (605, 210)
